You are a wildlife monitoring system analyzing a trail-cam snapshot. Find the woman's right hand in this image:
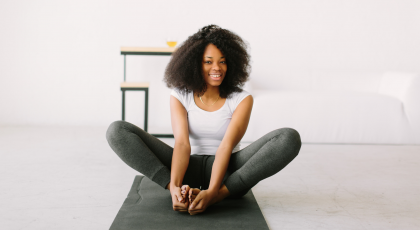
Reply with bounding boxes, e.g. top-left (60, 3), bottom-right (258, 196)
top-left (170, 186), bottom-right (189, 212)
